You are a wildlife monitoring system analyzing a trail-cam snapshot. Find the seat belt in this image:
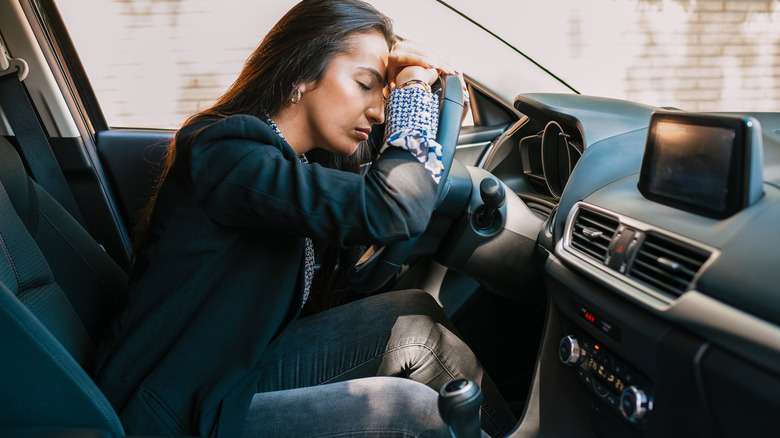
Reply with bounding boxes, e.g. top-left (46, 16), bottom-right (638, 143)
top-left (0, 72), bottom-right (85, 226)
